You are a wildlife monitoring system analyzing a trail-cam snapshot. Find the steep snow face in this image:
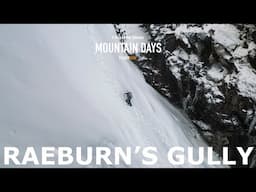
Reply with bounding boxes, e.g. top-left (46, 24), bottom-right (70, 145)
top-left (0, 24), bottom-right (220, 167)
